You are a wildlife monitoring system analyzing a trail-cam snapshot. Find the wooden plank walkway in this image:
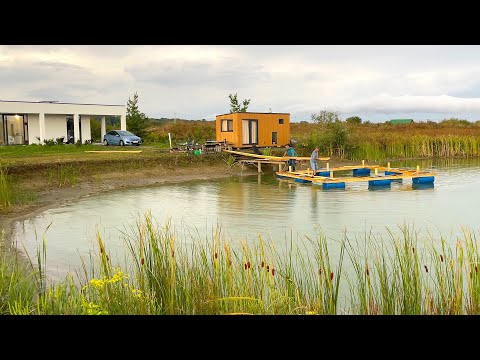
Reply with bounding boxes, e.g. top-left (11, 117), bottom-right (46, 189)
top-left (223, 149), bottom-right (331, 173)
